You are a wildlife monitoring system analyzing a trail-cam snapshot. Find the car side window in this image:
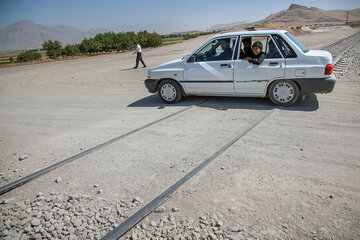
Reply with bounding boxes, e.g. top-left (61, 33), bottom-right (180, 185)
top-left (195, 37), bottom-right (236, 62)
top-left (238, 36), bottom-right (270, 59)
top-left (266, 39), bottom-right (282, 58)
top-left (272, 34), bottom-right (297, 58)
